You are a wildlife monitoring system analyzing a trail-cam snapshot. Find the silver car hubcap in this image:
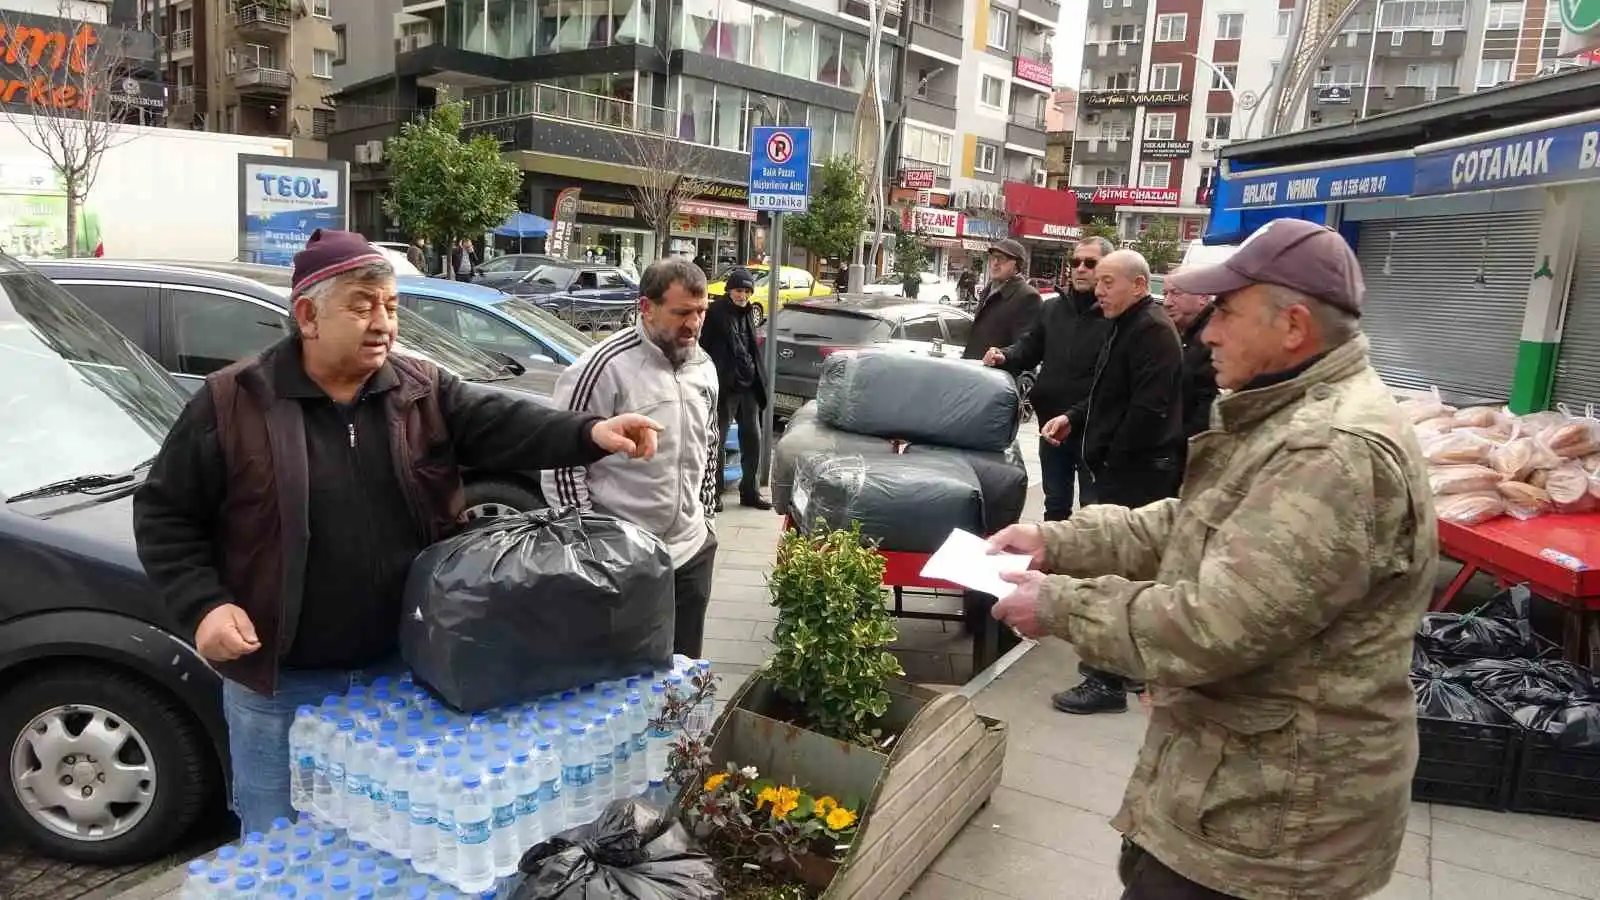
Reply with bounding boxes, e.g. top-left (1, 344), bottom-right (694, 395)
top-left (464, 501), bottom-right (522, 520)
top-left (10, 704), bottom-right (156, 842)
